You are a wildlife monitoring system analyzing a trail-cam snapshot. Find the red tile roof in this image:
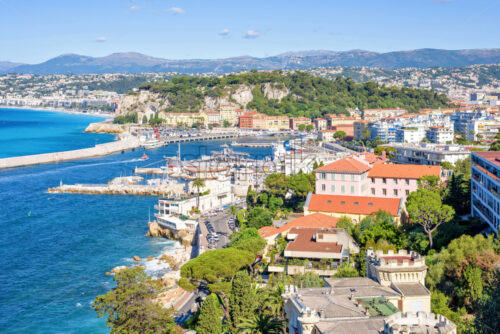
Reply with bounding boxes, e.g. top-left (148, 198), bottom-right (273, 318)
top-left (285, 227), bottom-right (343, 254)
top-left (258, 213), bottom-right (338, 238)
top-left (474, 151), bottom-right (500, 168)
top-left (368, 164), bottom-right (441, 179)
top-left (315, 157), bottom-right (370, 173)
top-left (306, 194), bottom-right (401, 216)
